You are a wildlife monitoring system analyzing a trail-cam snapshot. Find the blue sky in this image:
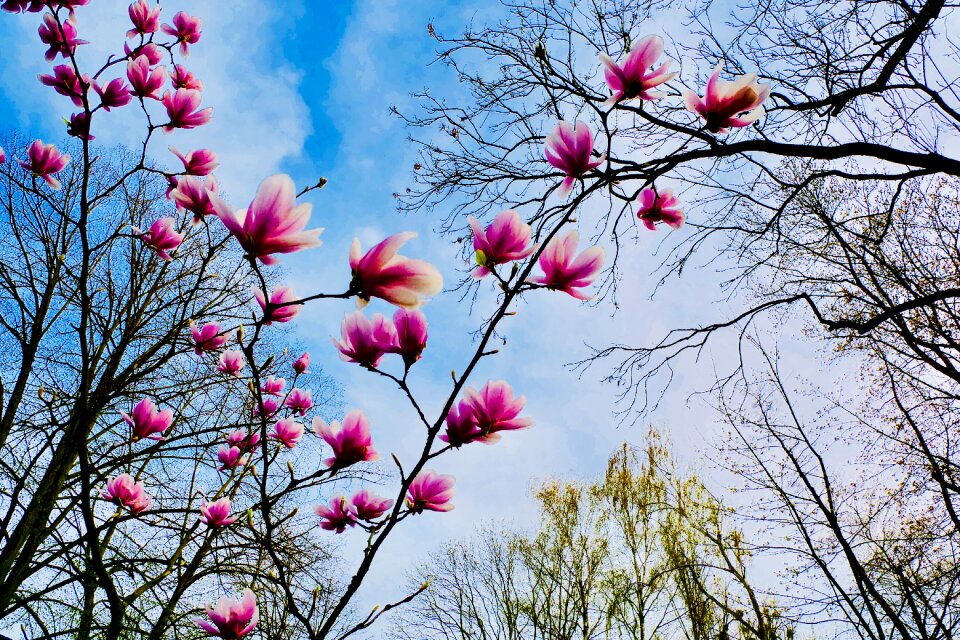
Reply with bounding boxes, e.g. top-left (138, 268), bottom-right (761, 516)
top-left (0, 0), bottom-right (787, 626)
